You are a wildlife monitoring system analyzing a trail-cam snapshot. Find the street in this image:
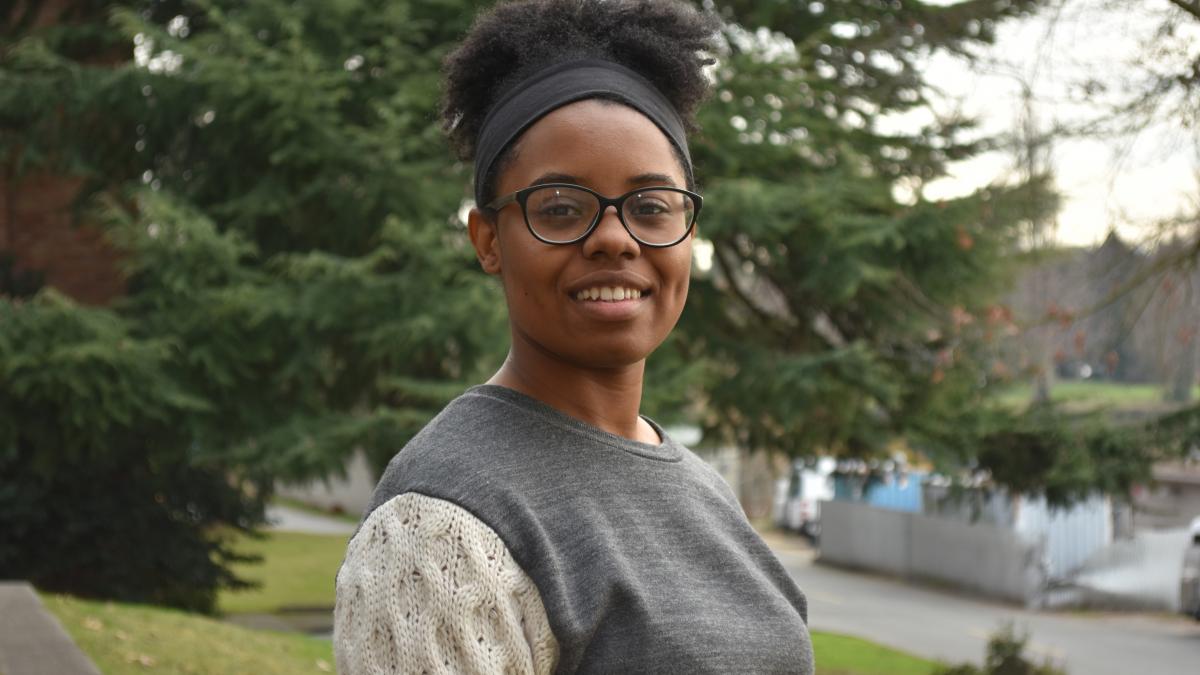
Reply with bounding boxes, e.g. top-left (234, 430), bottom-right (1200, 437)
top-left (764, 534), bottom-right (1200, 675)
